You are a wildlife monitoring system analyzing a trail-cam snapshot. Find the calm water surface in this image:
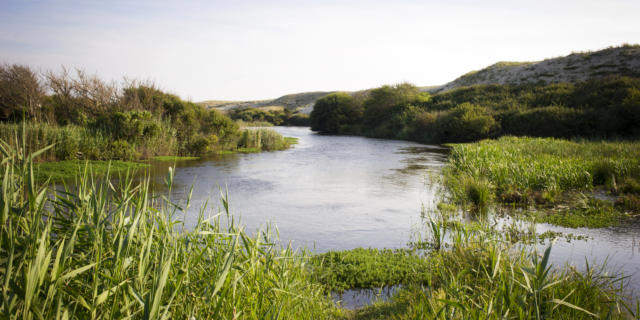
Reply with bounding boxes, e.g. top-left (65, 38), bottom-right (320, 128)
top-left (147, 126), bottom-right (640, 297)
top-left (152, 126), bottom-right (447, 252)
